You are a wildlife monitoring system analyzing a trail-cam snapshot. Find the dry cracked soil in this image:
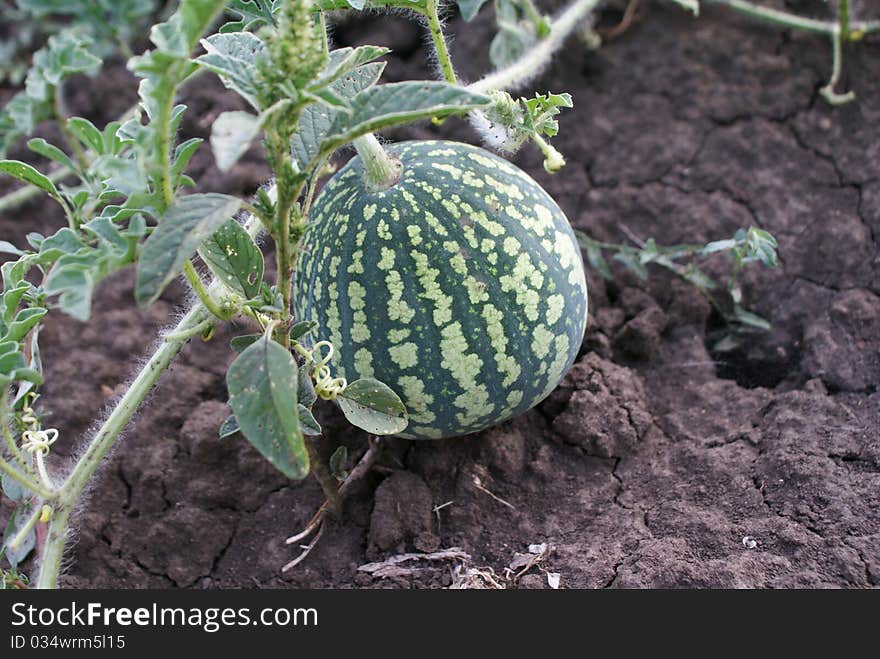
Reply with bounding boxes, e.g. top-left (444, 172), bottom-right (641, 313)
top-left (1, 2), bottom-right (878, 588)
